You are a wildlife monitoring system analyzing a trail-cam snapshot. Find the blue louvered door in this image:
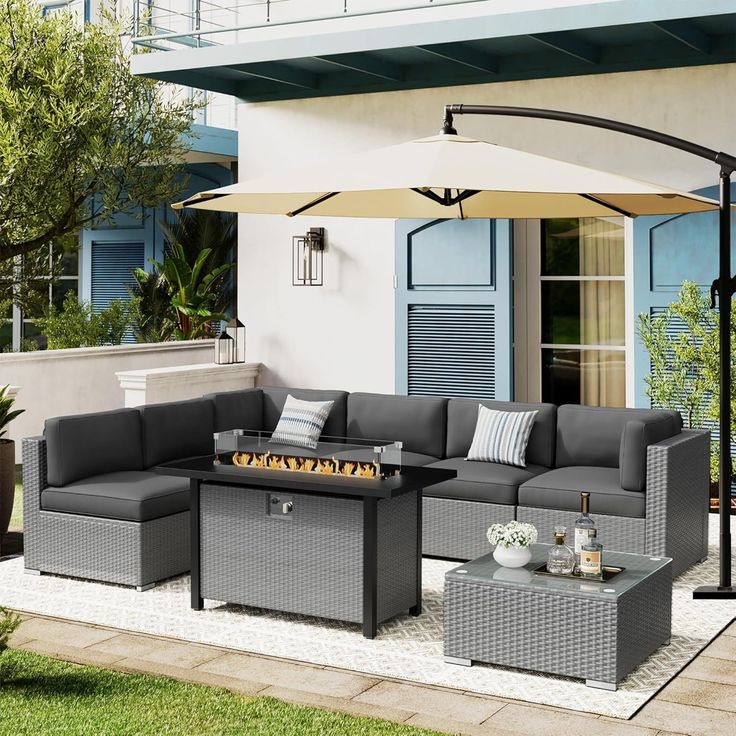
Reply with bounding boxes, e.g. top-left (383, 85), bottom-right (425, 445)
top-left (395, 219), bottom-right (513, 400)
